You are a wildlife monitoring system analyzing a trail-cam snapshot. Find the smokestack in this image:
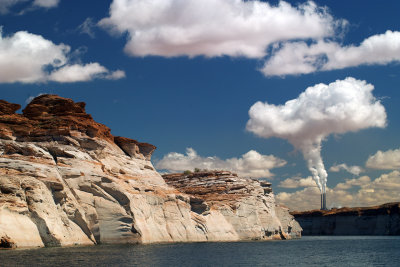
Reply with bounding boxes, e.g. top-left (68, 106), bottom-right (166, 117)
top-left (320, 192), bottom-right (327, 210)
top-left (321, 192), bottom-right (327, 210)
top-left (321, 193), bottom-right (323, 210)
